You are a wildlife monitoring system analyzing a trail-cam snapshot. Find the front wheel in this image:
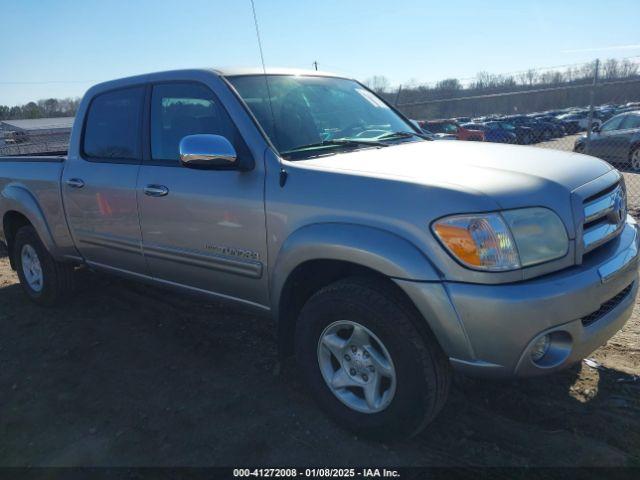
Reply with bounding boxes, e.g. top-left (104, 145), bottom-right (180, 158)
top-left (295, 277), bottom-right (451, 440)
top-left (13, 225), bottom-right (76, 306)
